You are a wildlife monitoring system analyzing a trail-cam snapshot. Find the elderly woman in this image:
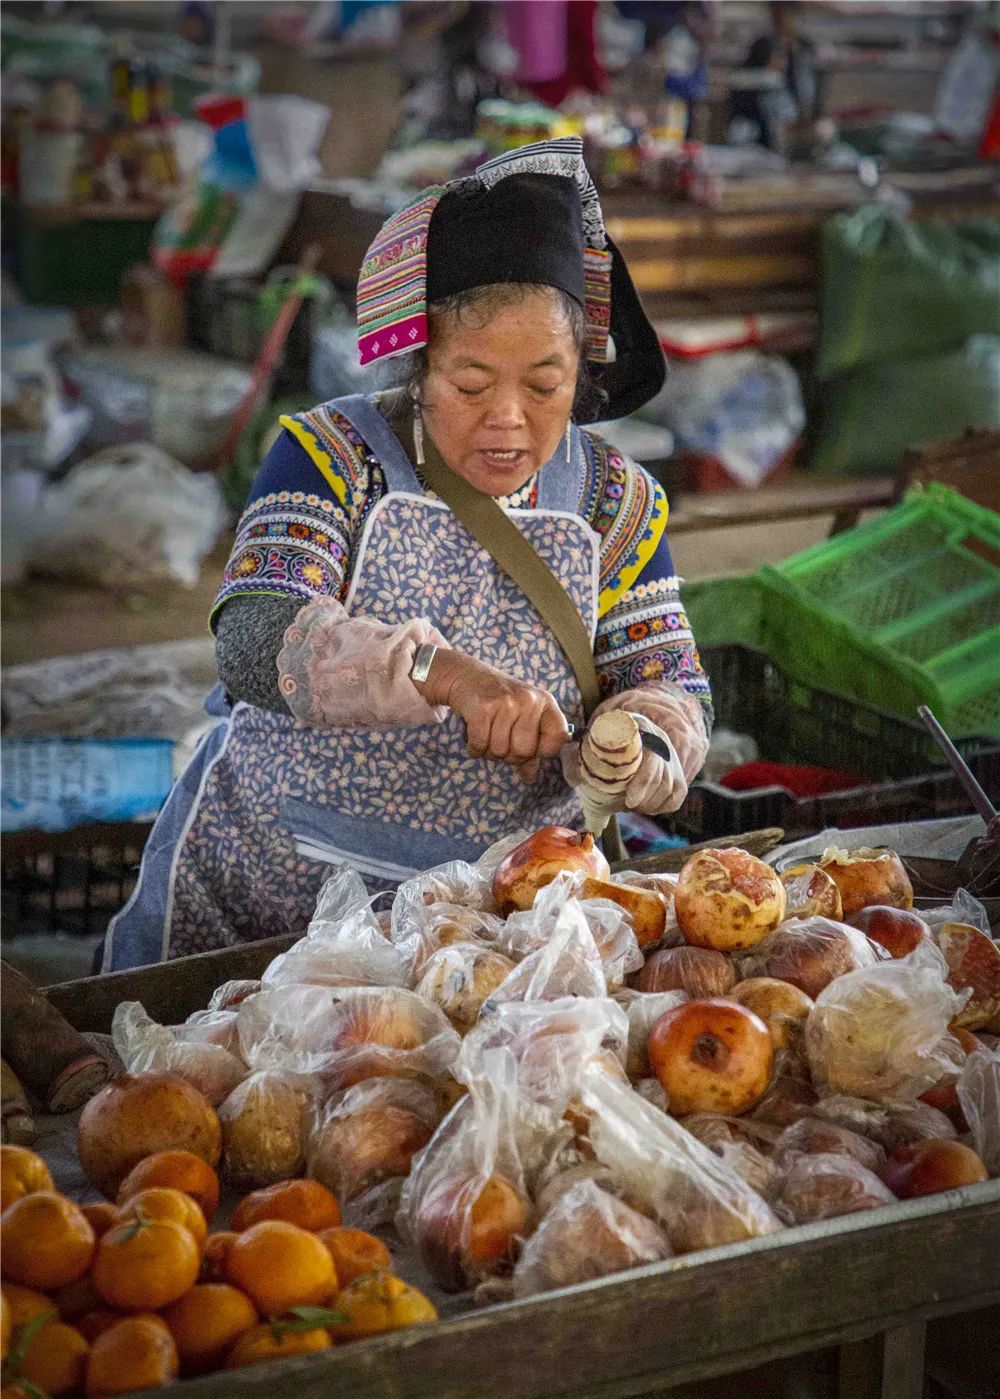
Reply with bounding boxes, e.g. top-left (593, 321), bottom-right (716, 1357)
top-left (105, 138), bottom-right (712, 971)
